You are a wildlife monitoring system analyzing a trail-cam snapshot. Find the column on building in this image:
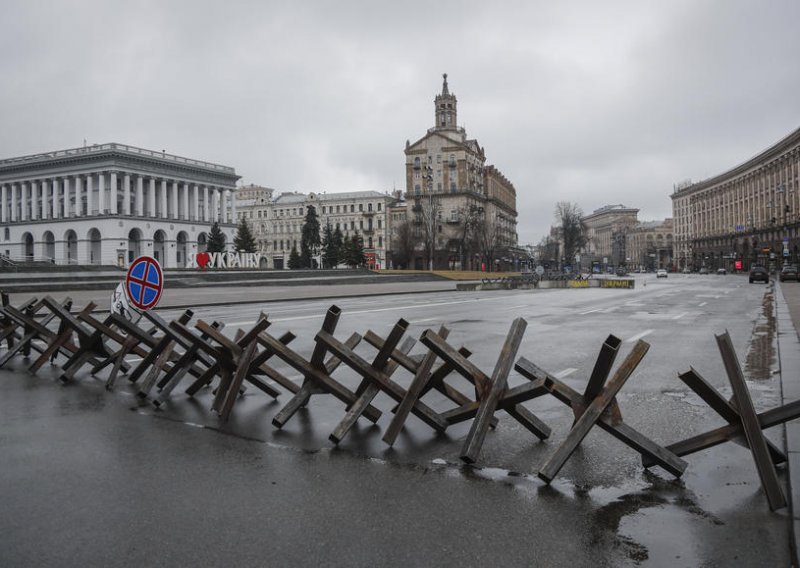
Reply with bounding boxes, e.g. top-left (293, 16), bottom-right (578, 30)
top-left (135, 176), bottom-right (144, 216)
top-left (148, 178), bottom-right (156, 217)
top-left (86, 175), bottom-right (94, 217)
top-left (160, 180), bottom-right (168, 219)
top-left (1, 184), bottom-right (6, 223)
top-left (212, 188), bottom-right (219, 221)
top-left (20, 182), bottom-right (27, 221)
top-left (182, 182), bottom-right (189, 221)
top-left (110, 172), bottom-right (118, 215)
top-left (63, 177), bottom-right (71, 218)
top-left (193, 185), bottom-right (199, 222)
top-left (10, 183), bottom-right (17, 222)
top-left (231, 189), bottom-right (237, 222)
top-left (30, 181), bottom-right (39, 220)
top-left (95, 173), bottom-right (103, 214)
top-left (74, 176), bottom-right (83, 217)
top-left (171, 181), bottom-right (179, 219)
top-left (203, 186), bottom-right (210, 222)
top-left (123, 174), bottom-right (131, 216)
